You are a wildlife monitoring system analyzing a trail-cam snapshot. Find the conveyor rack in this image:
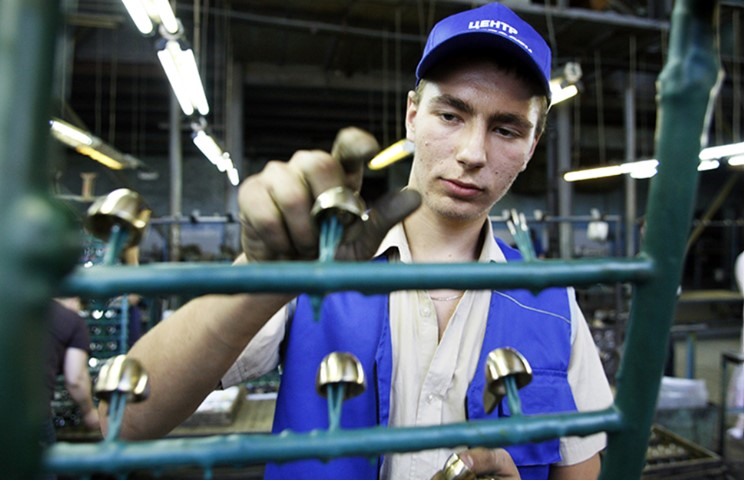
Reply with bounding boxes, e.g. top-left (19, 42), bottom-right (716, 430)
top-left (0, 0), bottom-right (726, 479)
